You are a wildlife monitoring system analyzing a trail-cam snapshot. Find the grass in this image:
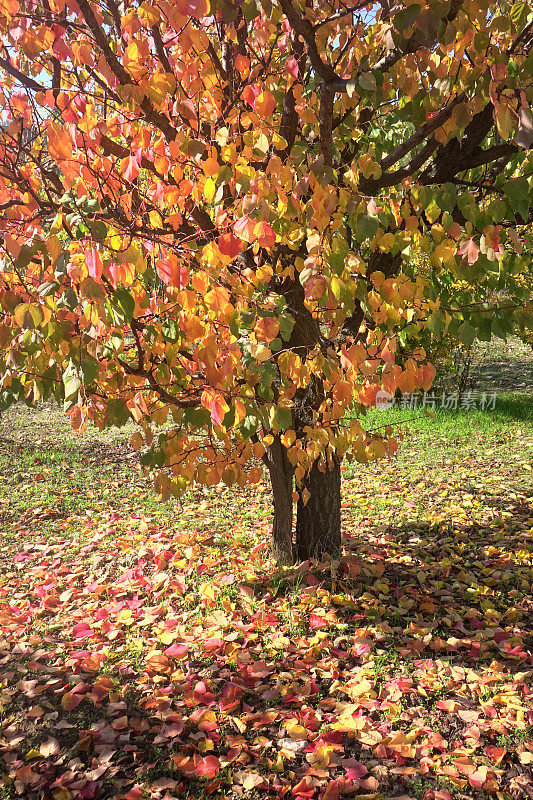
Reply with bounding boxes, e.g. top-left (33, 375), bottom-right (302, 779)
top-left (0, 337), bottom-right (531, 799)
